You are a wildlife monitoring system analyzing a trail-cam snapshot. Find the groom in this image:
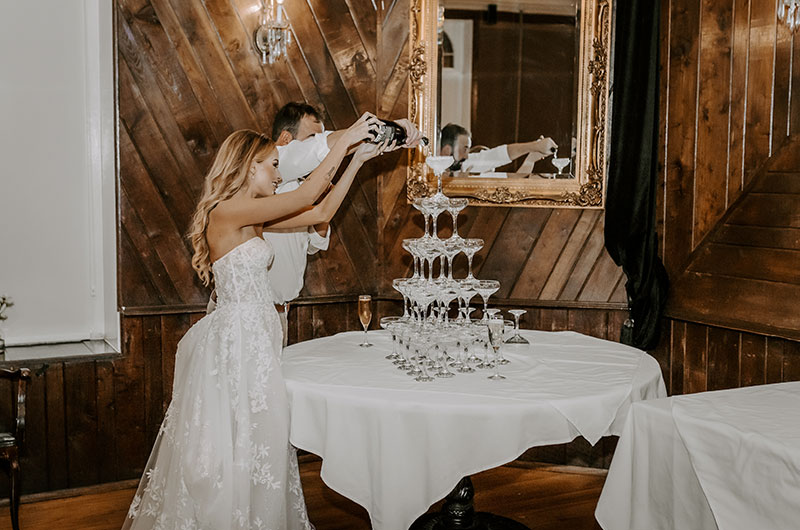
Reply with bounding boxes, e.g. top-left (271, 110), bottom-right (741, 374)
top-left (263, 103), bottom-right (422, 345)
